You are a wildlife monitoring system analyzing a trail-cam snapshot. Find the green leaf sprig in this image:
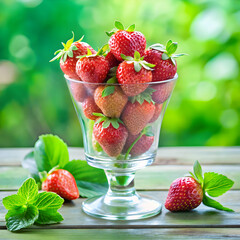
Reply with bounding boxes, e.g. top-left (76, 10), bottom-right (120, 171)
top-left (3, 178), bottom-right (64, 232)
top-left (190, 160), bottom-right (234, 212)
top-left (121, 51), bottom-right (155, 72)
top-left (50, 32), bottom-right (83, 62)
top-left (22, 134), bottom-right (108, 198)
top-left (149, 40), bottom-right (187, 65)
top-left (106, 21), bottom-right (135, 37)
